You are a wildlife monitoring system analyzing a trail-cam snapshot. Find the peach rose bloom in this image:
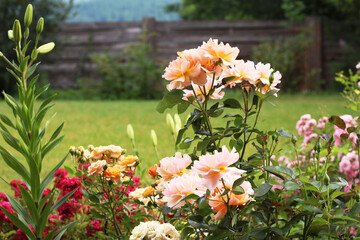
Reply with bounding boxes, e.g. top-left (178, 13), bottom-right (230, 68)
top-left (255, 62), bottom-right (281, 96)
top-left (88, 160), bottom-right (107, 177)
top-left (103, 165), bottom-right (124, 183)
top-left (221, 60), bottom-right (260, 88)
top-left (157, 152), bottom-right (192, 181)
top-left (163, 173), bottom-right (206, 208)
top-left (209, 174), bottom-right (254, 220)
top-left (200, 38), bottom-right (239, 66)
top-left (183, 75), bottom-right (225, 103)
top-left (163, 55), bottom-right (206, 91)
top-left (192, 146), bottom-right (245, 190)
top-left (120, 155), bottom-right (139, 167)
top-left (90, 145), bottom-right (125, 162)
top-left (180, 48), bottom-right (222, 77)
